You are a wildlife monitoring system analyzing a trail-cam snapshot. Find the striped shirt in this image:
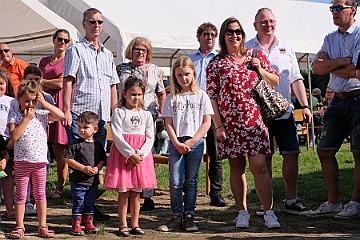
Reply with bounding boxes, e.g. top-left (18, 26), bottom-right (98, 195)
top-left (64, 37), bottom-right (119, 121)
